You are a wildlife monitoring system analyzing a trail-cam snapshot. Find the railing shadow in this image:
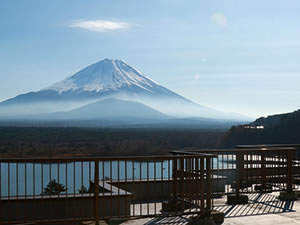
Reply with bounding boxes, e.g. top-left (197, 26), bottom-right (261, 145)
top-left (214, 193), bottom-right (295, 218)
top-left (133, 193), bottom-right (295, 225)
top-left (144, 216), bottom-right (189, 225)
